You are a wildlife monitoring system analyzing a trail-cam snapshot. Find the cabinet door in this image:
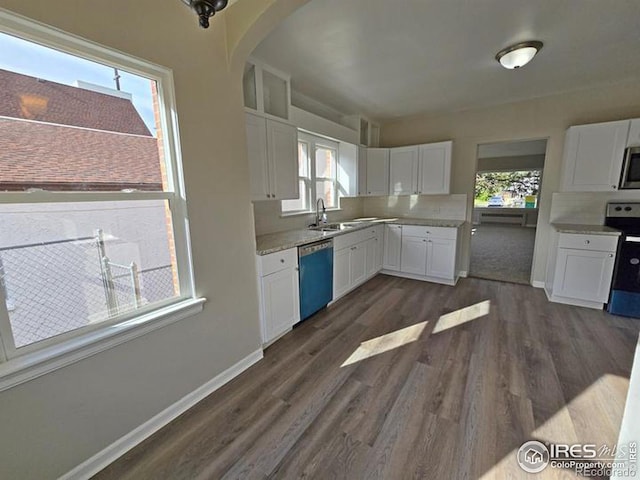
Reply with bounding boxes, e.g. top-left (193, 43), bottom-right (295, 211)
top-left (366, 148), bottom-right (390, 196)
top-left (261, 267), bottom-right (299, 343)
top-left (561, 121), bottom-right (630, 192)
top-left (267, 119), bottom-right (299, 200)
top-left (333, 247), bottom-right (351, 300)
top-left (375, 227), bottom-right (384, 271)
top-left (246, 113), bottom-right (270, 201)
top-left (628, 119), bottom-right (640, 147)
top-left (365, 238), bottom-right (377, 278)
top-left (389, 147), bottom-right (419, 195)
top-left (401, 236), bottom-right (428, 275)
top-left (357, 146), bottom-right (368, 196)
top-left (418, 141), bottom-right (452, 194)
top-left (383, 224), bottom-right (402, 271)
top-left (426, 238), bottom-right (456, 279)
top-left (350, 243), bottom-right (367, 287)
top-left (552, 248), bottom-right (616, 302)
